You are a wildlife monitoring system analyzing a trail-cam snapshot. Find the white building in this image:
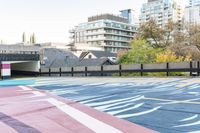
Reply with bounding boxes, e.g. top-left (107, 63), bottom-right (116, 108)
top-left (69, 11), bottom-right (137, 53)
top-left (189, 0), bottom-right (200, 6)
top-left (184, 0), bottom-right (200, 25)
top-left (140, 0), bottom-right (183, 27)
